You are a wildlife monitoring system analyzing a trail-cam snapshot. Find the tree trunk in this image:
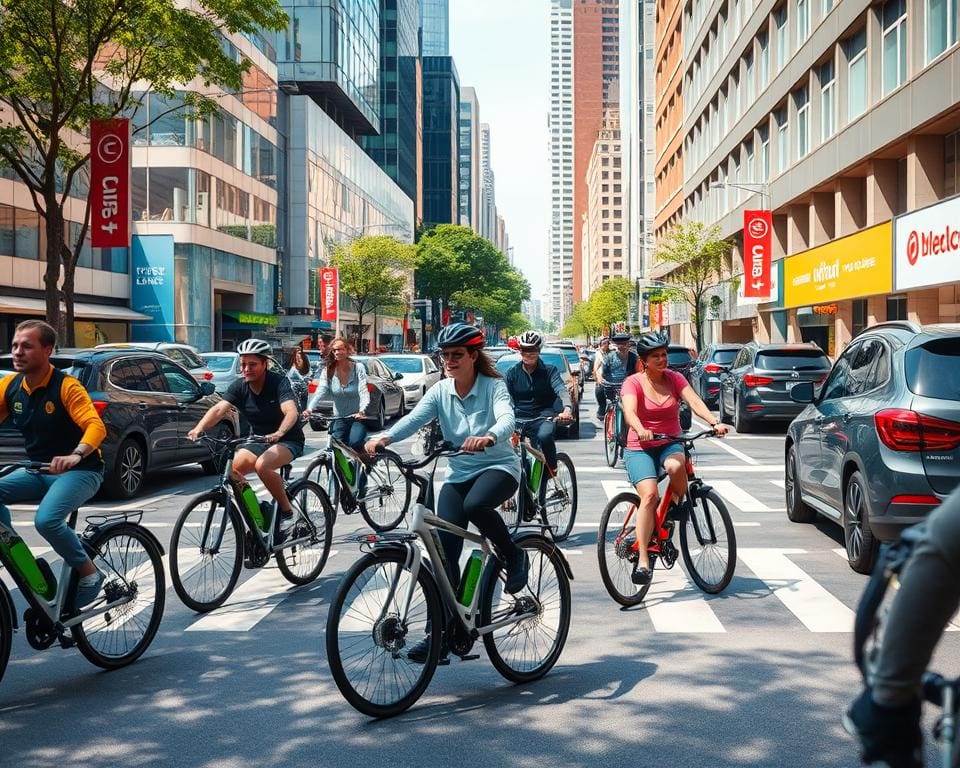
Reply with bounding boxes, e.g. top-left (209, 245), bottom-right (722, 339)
top-left (61, 250), bottom-right (77, 347)
top-left (42, 194), bottom-right (65, 341)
